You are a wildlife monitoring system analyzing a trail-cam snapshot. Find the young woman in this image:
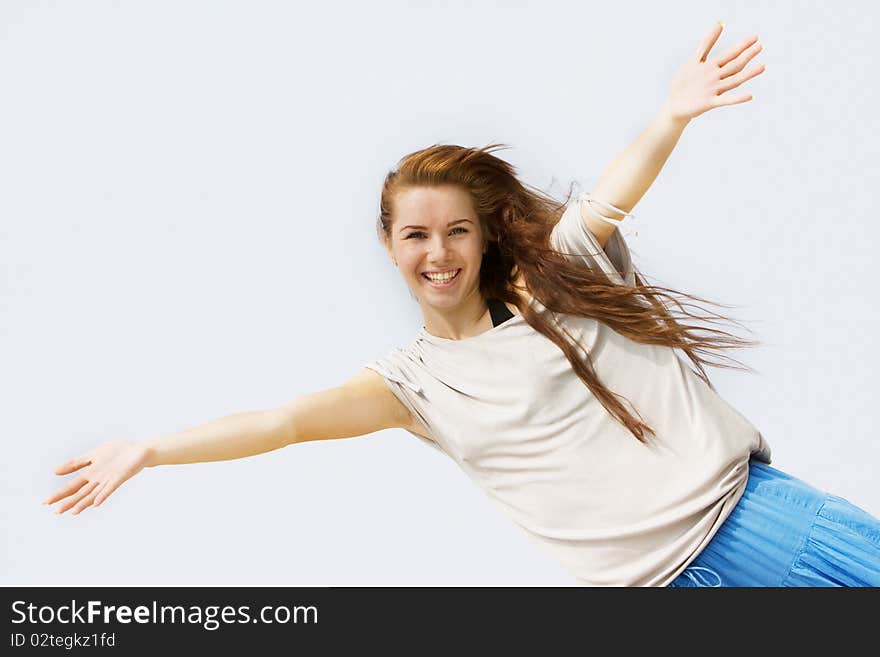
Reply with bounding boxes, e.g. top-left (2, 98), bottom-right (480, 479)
top-left (43, 24), bottom-right (880, 586)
